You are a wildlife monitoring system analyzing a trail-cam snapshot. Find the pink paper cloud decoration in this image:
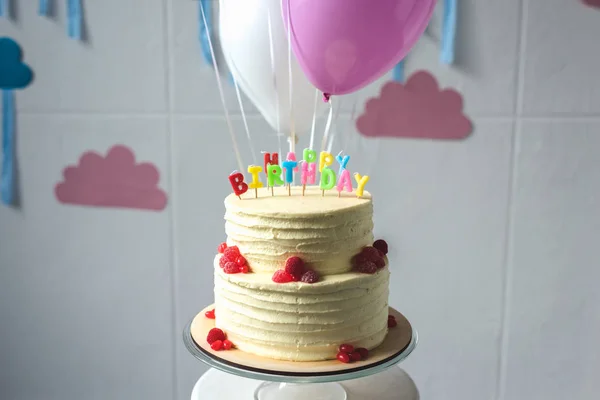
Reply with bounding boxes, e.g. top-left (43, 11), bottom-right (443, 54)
top-left (356, 70), bottom-right (473, 140)
top-left (55, 145), bottom-right (167, 211)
